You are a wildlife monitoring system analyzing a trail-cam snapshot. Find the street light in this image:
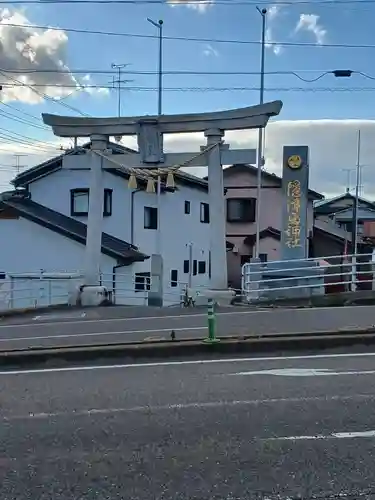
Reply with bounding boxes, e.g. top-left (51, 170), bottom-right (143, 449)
top-left (147, 17), bottom-right (164, 257)
top-left (147, 18), bottom-right (163, 116)
top-left (254, 6), bottom-right (267, 259)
